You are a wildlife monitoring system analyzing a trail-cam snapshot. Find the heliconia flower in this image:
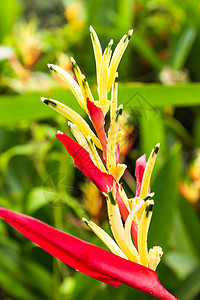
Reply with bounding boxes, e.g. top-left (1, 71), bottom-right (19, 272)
top-left (0, 27), bottom-right (178, 299)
